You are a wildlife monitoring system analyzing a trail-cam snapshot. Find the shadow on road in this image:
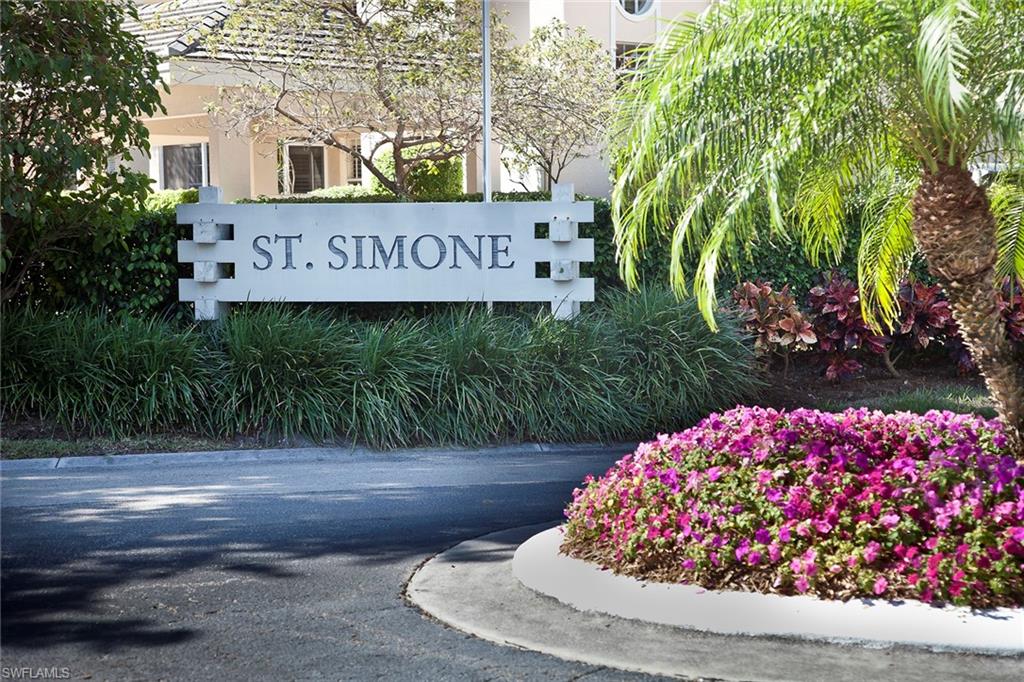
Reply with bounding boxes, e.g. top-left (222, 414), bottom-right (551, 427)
top-left (1, 480), bottom-right (575, 653)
